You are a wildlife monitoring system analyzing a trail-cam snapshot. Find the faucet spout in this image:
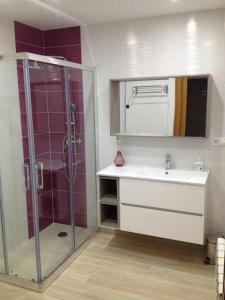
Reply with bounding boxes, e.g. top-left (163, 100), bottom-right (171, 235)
top-left (165, 153), bottom-right (171, 170)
